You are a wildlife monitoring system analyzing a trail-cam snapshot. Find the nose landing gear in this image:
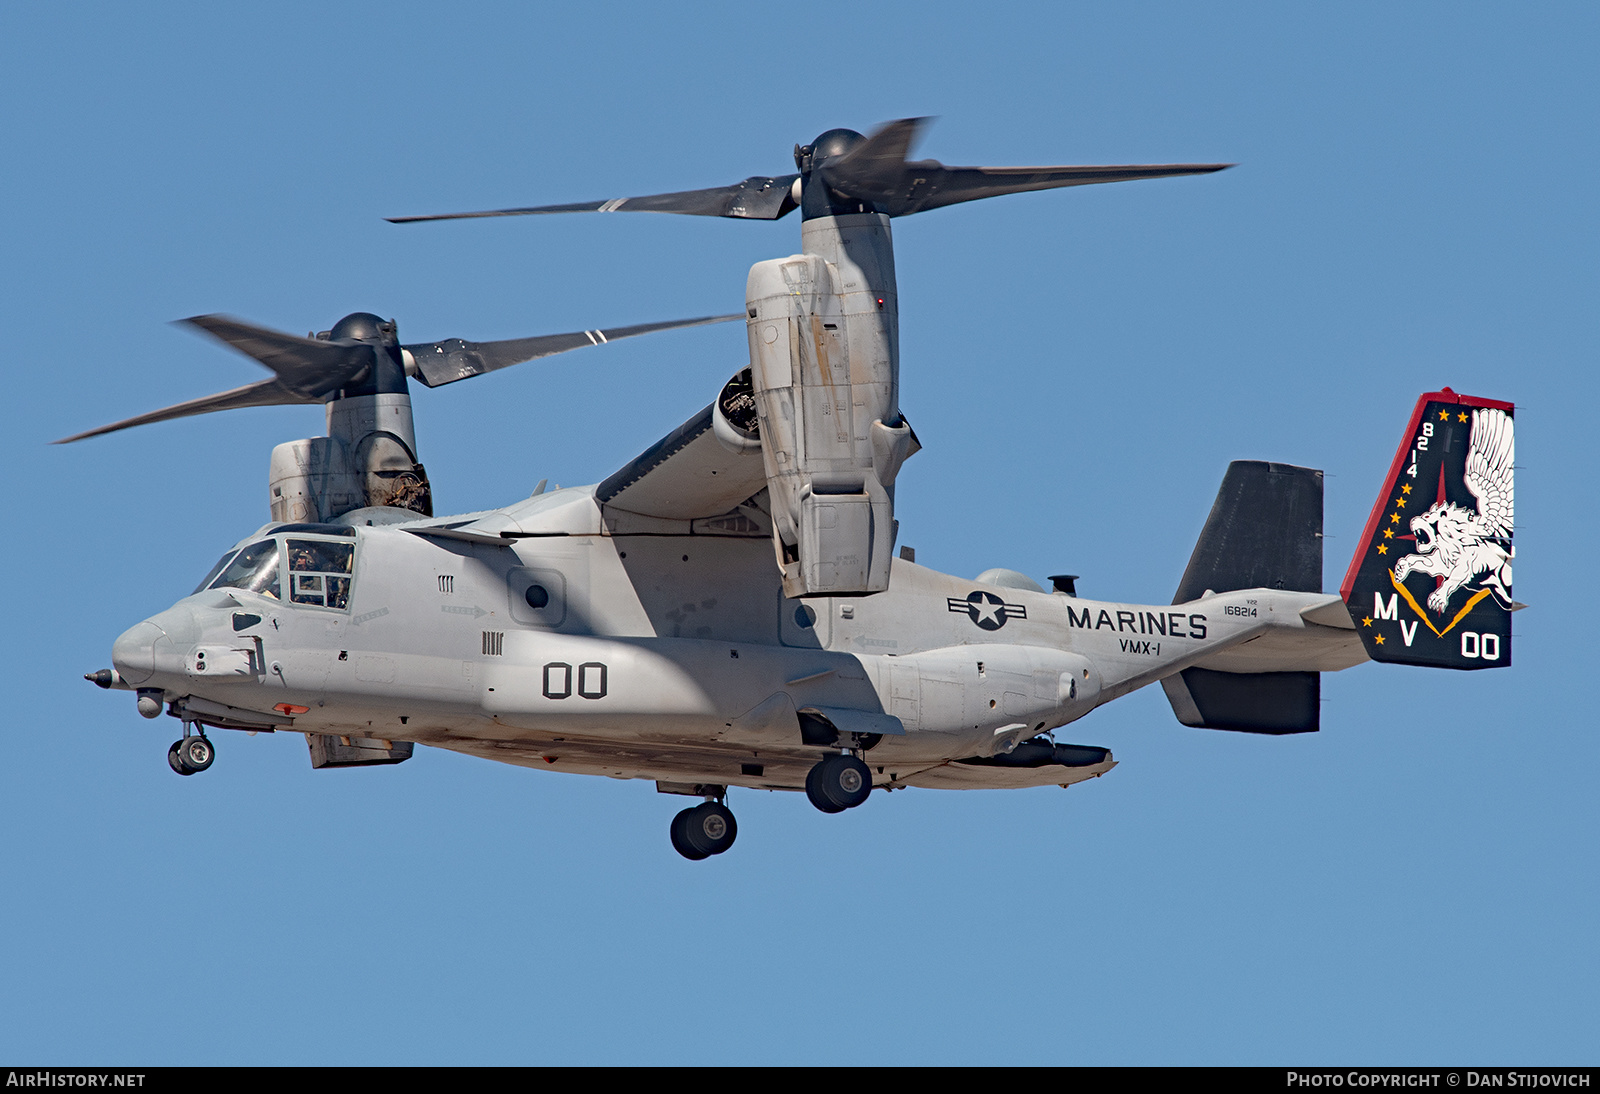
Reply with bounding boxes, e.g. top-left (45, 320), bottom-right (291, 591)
top-left (167, 727), bottom-right (215, 776)
top-left (669, 800), bottom-right (738, 860)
